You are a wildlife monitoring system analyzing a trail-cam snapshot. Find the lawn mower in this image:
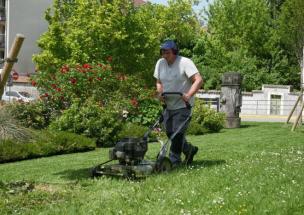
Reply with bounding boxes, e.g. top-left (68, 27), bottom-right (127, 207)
top-left (91, 92), bottom-right (192, 178)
